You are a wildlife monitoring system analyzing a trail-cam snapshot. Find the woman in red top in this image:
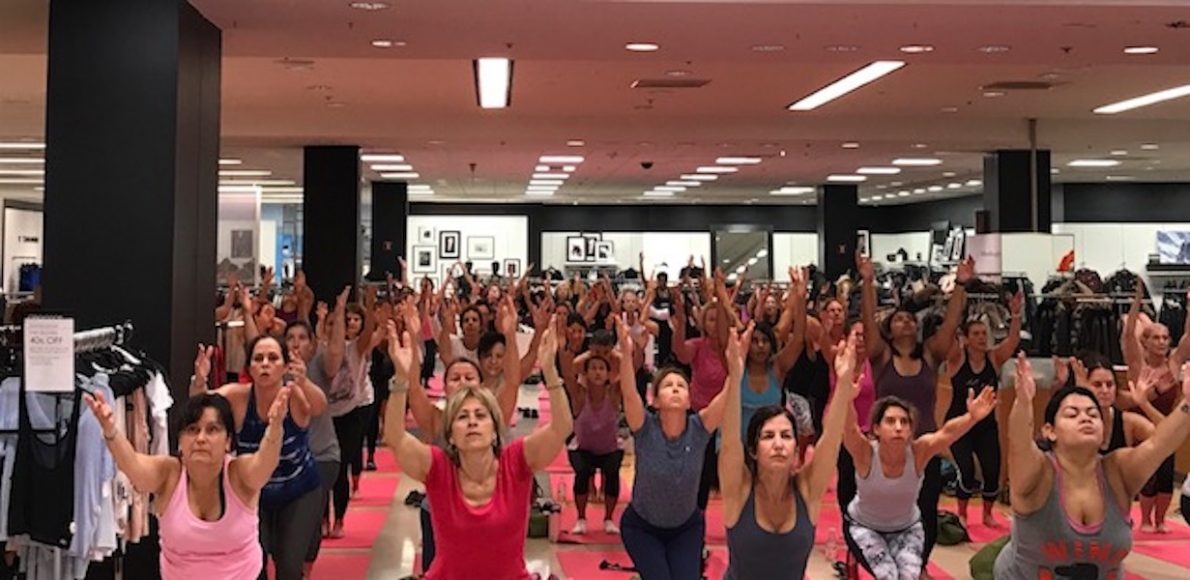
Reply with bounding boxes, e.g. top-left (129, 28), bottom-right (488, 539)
top-left (385, 311), bottom-right (573, 580)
